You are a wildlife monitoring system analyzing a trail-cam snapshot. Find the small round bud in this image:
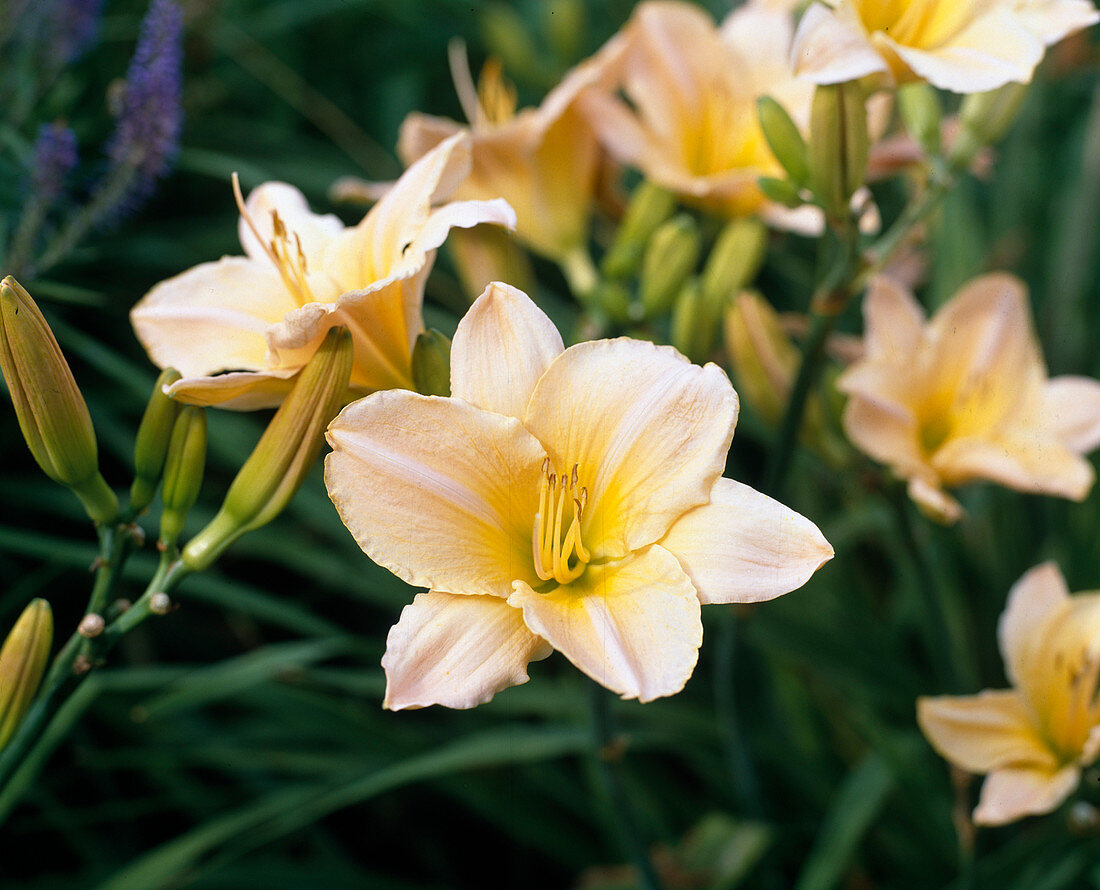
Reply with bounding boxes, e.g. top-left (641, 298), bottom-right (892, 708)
top-left (1068, 801), bottom-right (1100, 835)
top-left (149, 593), bottom-right (172, 615)
top-left (77, 613), bottom-right (105, 638)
